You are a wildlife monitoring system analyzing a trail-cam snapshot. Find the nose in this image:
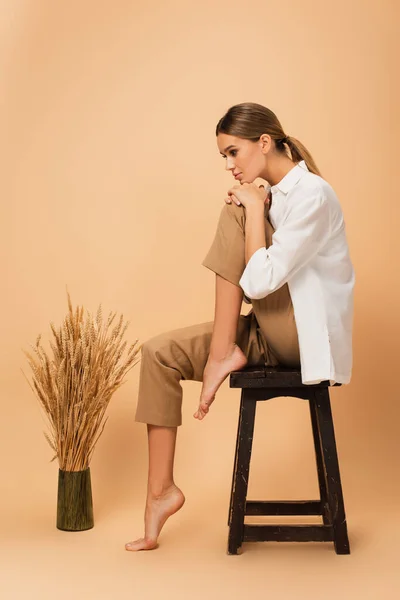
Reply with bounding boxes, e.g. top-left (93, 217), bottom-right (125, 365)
top-left (225, 157), bottom-right (235, 171)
